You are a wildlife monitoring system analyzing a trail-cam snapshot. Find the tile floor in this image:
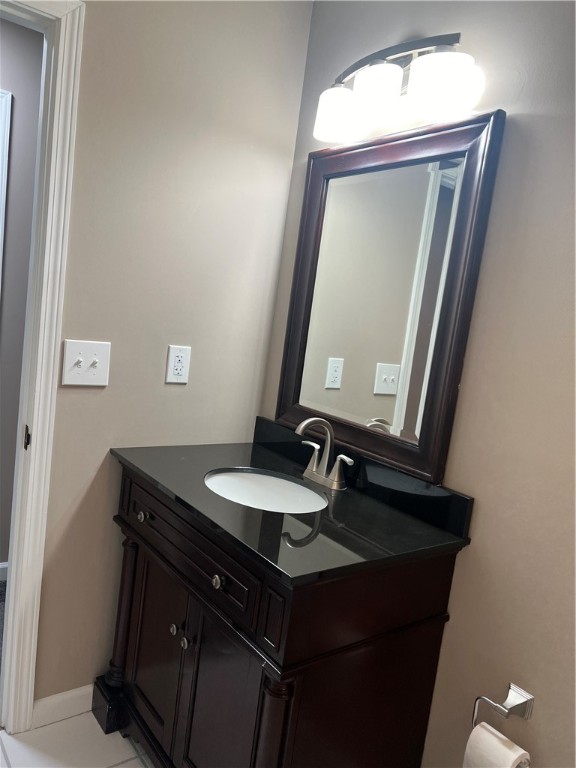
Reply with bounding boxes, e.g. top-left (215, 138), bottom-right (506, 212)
top-left (0, 712), bottom-right (149, 768)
